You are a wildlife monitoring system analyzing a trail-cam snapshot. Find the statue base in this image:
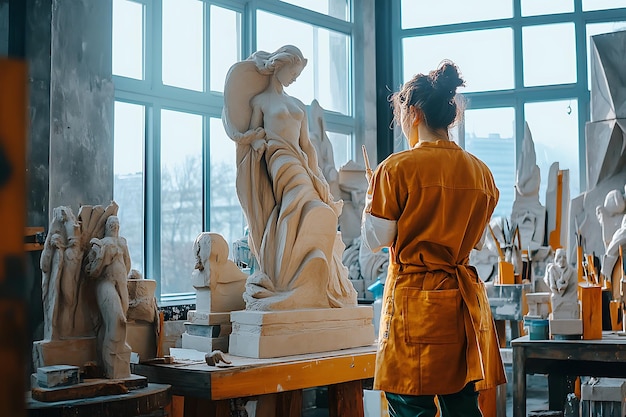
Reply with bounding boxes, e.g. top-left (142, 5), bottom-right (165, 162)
top-left (33, 337), bottom-right (97, 370)
top-left (183, 311), bottom-right (232, 352)
top-left (228, 306), bottom-right (375, 358)
top-left (549, 316), bottom-right (583, 336)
